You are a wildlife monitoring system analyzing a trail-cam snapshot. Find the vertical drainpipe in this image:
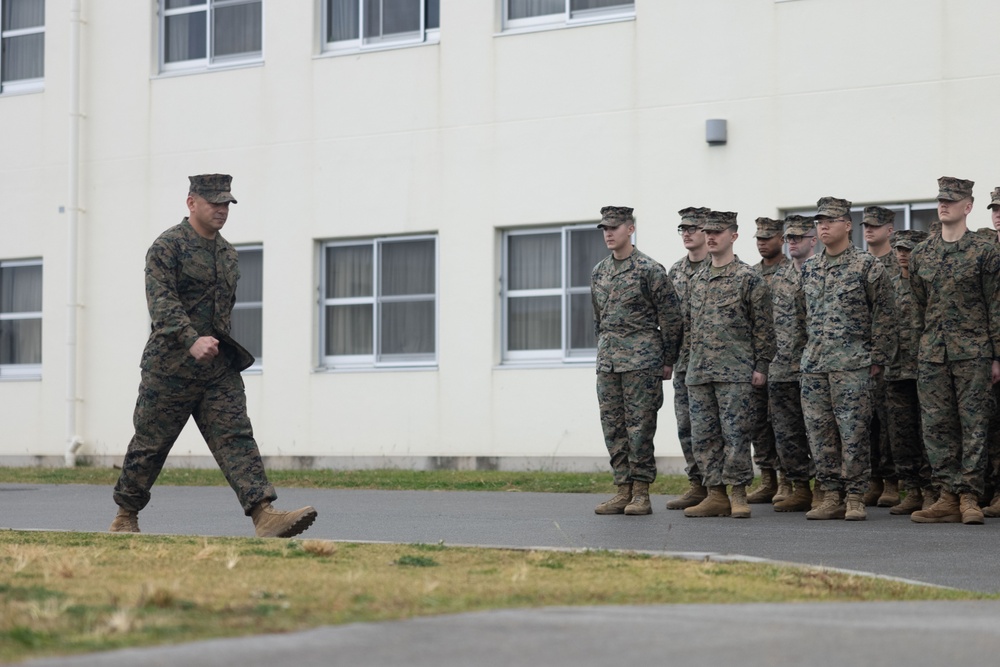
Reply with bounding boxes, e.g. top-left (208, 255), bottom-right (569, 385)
top-left (65, 0), bottom-right (84, 466)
